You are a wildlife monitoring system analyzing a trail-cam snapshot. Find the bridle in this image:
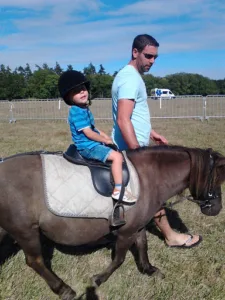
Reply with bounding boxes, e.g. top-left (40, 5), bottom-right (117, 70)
top-left (189, 153), bottom-right (221, 210)
top-left (166, 151), bottom-right (221, 210)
